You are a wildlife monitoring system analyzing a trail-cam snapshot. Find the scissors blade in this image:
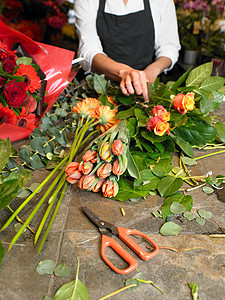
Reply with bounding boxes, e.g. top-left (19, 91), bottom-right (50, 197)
top-left (81, 206), bottom-right (118, 235)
